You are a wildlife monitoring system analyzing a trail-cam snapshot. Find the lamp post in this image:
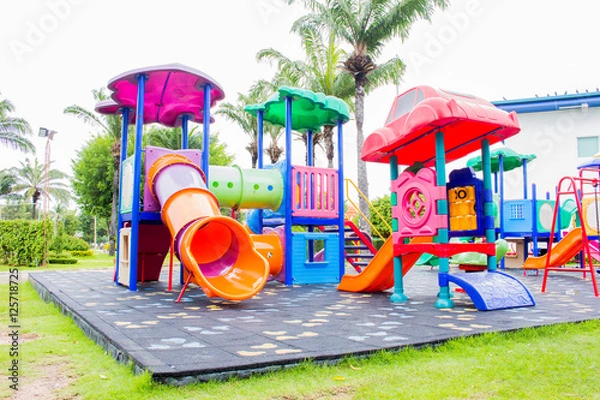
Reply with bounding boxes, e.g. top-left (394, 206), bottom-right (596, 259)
top-left (38, 127), bottom-right (56, 265)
